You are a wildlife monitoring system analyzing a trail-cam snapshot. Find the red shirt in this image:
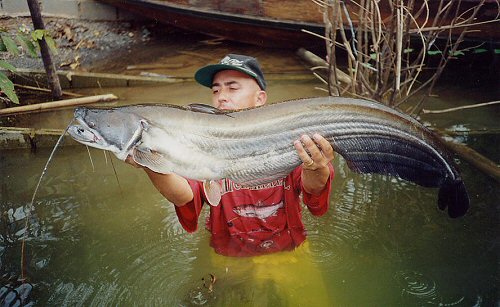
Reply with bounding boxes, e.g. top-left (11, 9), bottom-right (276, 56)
top-left (175, 164), bottom-right (334, 257)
